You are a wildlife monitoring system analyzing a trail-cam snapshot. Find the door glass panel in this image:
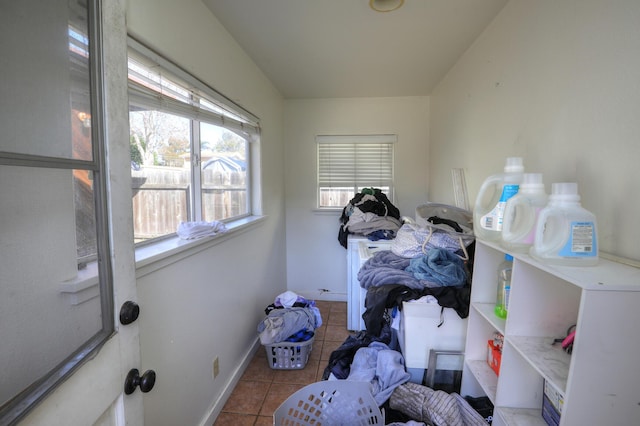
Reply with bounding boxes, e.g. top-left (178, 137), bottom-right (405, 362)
top-left (0, 0), bottom-right (93, 161)
top-left (0, 166), bottom-right (102, 406)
